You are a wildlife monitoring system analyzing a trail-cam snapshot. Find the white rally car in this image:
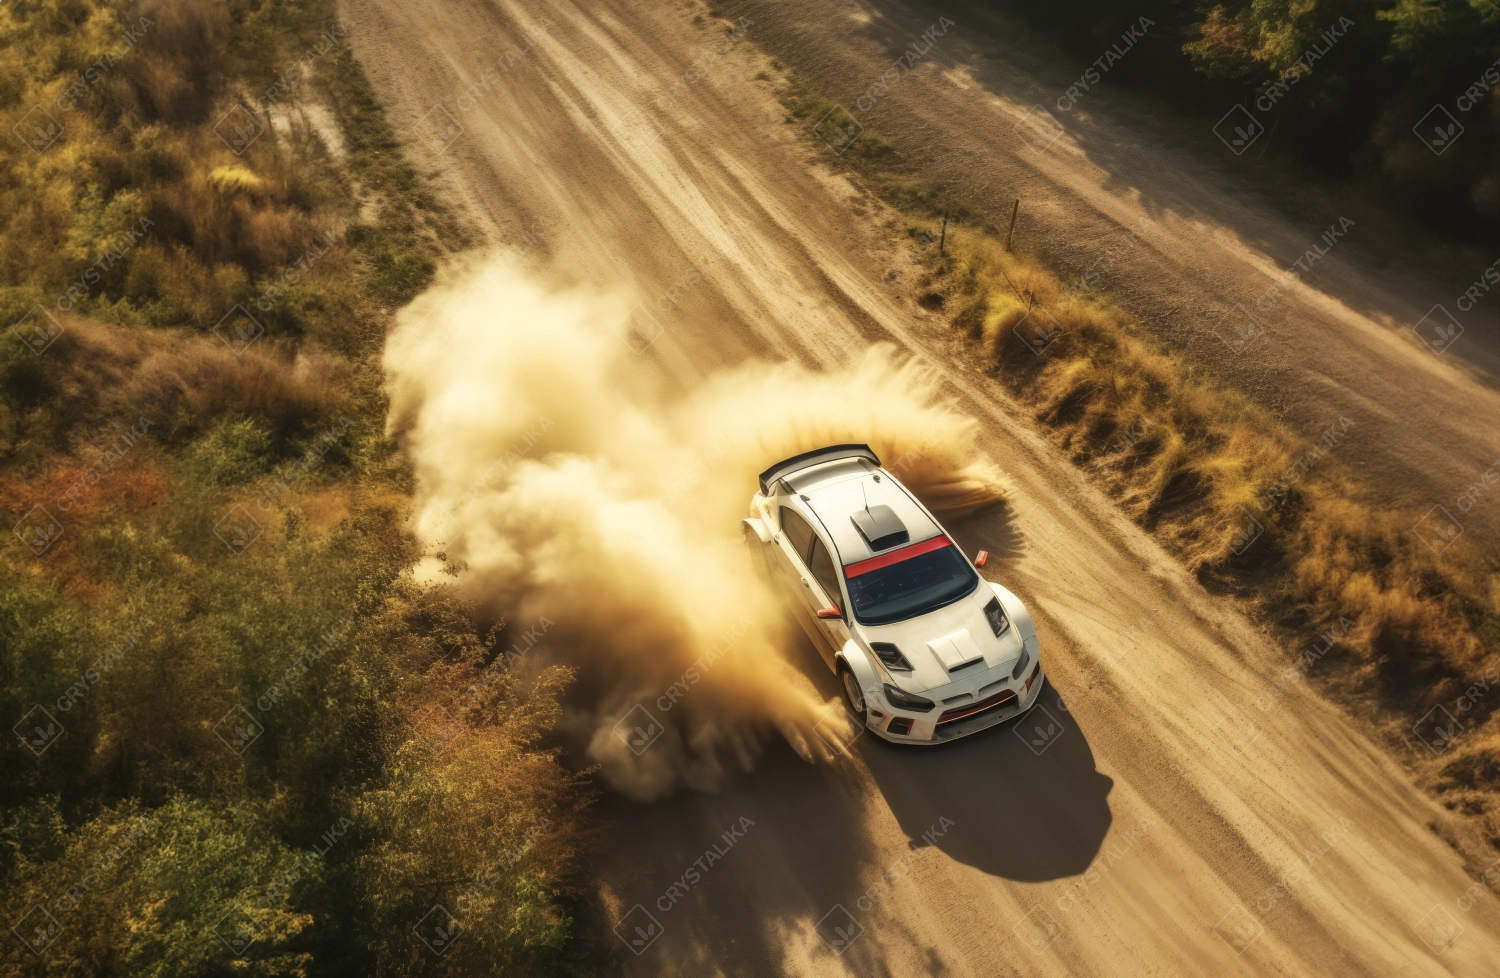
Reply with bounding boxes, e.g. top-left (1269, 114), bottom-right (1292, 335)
top-left (743, 444), bottom-right (1045, 744)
